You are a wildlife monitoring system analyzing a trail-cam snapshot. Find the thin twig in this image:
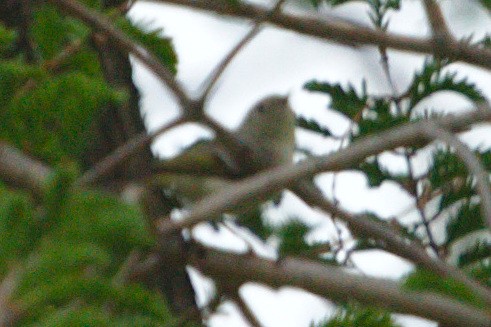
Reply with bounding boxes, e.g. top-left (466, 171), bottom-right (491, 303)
top-left (220, 221), bottom-right (256, 253)
top-left (408, 153), bottom-right (440, 255)
top-left (229, 290), bottom-right (263, 327)
top-left (376, 21), bottom-right (440, 255)
top-left (199, 0), bottom-right (287, 101)
top-left (76, 117), bottom-right (185, 186)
